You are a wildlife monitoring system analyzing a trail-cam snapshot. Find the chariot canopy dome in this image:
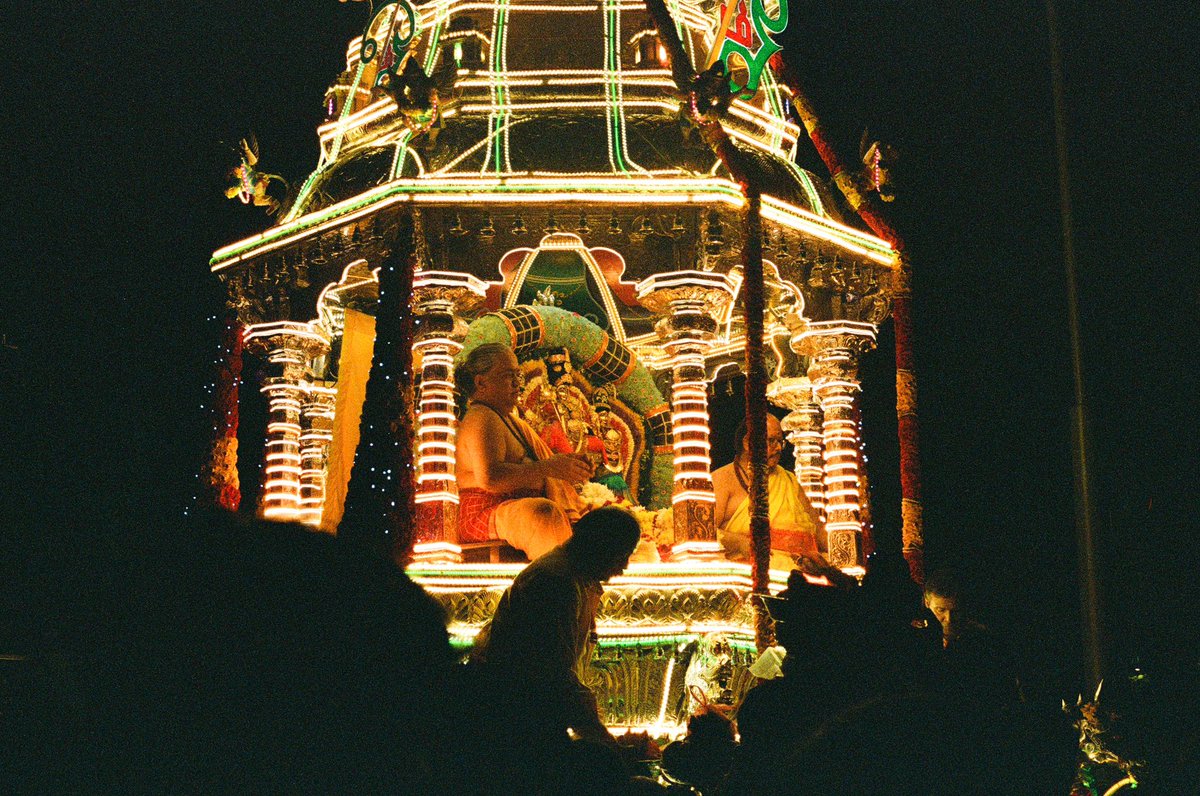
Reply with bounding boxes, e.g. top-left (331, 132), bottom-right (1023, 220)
top-left (287, 0), bottom-right (840, 219)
